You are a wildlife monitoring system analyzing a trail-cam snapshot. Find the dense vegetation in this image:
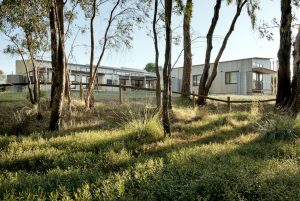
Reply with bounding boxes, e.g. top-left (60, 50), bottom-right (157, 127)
top-left (1, 92), bottom-right (300, 200)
